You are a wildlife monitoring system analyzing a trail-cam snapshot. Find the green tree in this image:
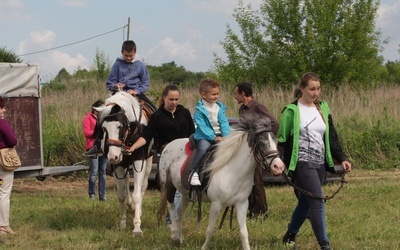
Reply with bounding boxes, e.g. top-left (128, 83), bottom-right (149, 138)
top-left (0, 46), bottom-right (22, 63)
top-left (214, 0), bottom-right (383, 86)
top-left (148, 61), bottom-right (206, 85)
top-left (54, 68), bottom-right (71, 83)
top-left (214, 3), bottom-right (270, 85)
top-left (384, 60), bottom-right (400, 83)
top-left (92, 47), bottom-right (110, 82)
